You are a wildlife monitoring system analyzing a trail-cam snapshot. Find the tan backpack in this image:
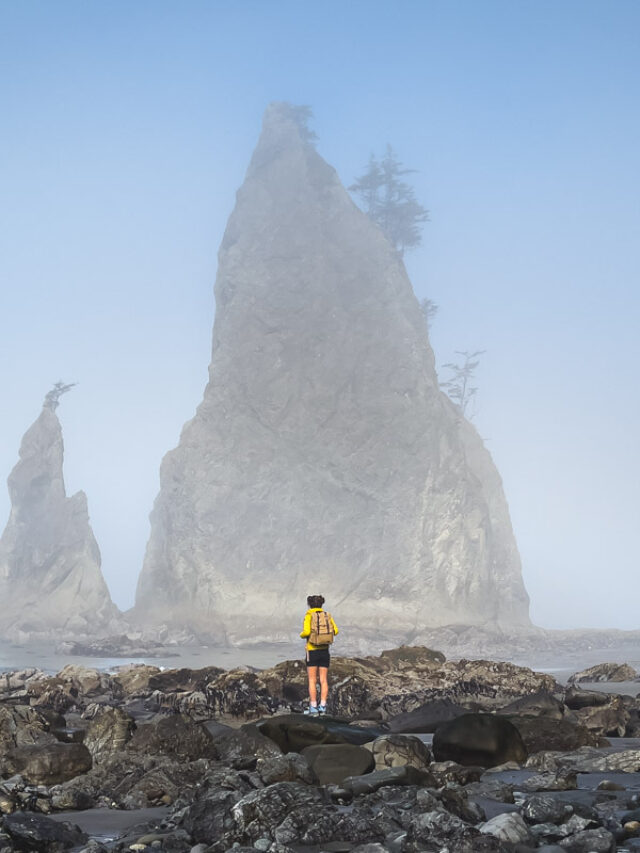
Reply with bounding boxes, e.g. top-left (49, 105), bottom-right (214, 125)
top-left (308, 610), bottom-right (335, 645)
